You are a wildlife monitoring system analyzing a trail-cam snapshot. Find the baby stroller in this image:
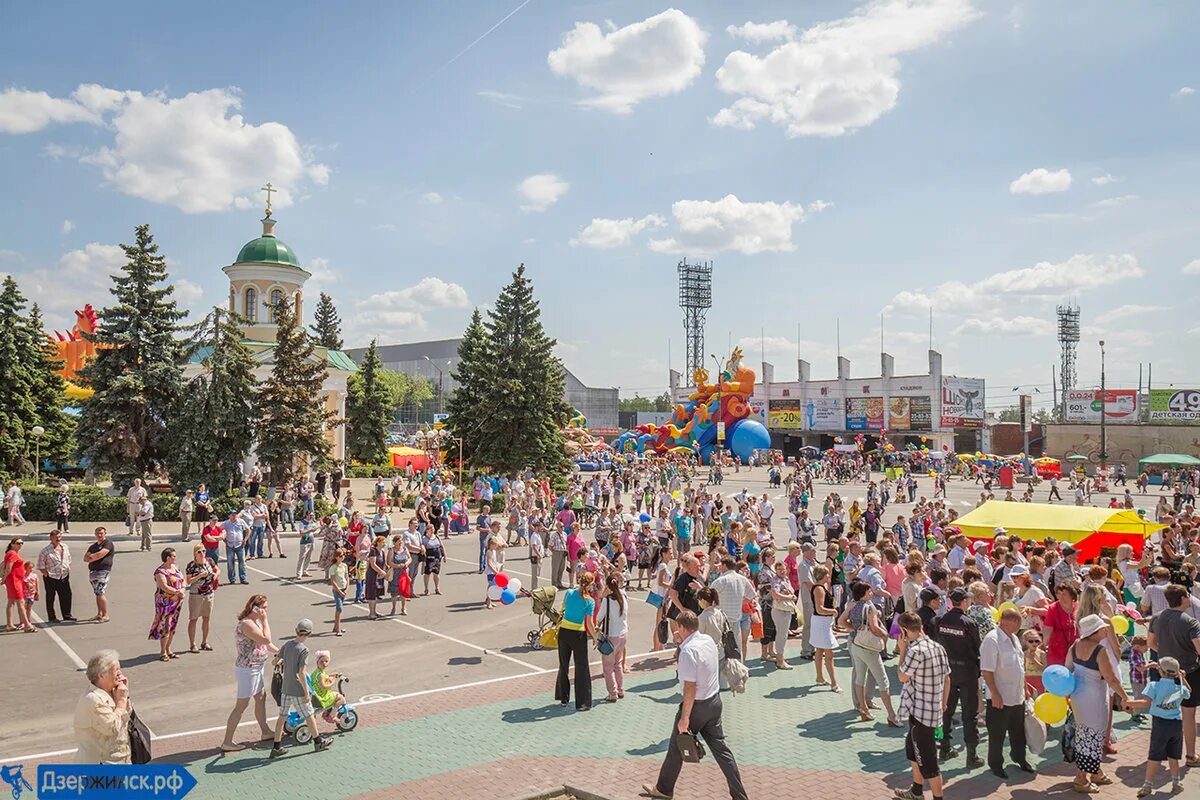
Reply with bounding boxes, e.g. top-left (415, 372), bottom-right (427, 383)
top-left (526, 586), bottom-right (561, 650)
